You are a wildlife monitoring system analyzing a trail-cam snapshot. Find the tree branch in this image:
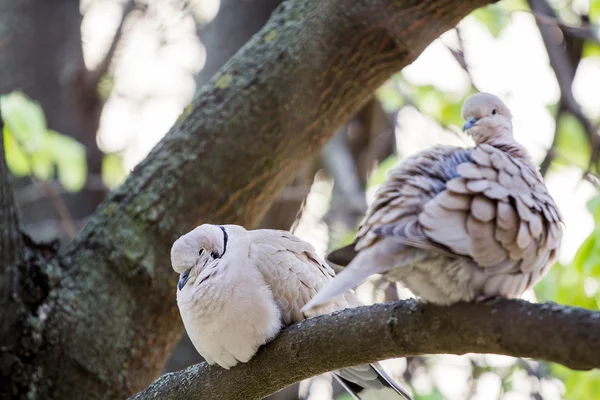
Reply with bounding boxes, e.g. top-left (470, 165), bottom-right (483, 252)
top-left (4, 0), bottom-right (495, 397)
top-left (86, 0), bottom-right (137, 89)
top-left (131, 299), bottom-right (600, 400)
top-left (528, 0), bottom-right (600, 173)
